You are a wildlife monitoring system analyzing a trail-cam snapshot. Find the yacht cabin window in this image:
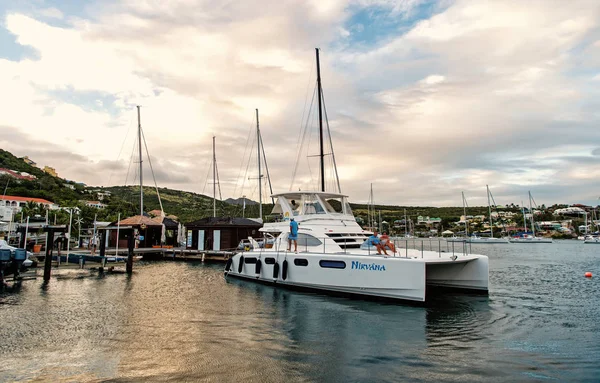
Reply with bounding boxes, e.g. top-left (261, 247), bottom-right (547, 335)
top-left (295, 233), bottom-right (322, 247)
top-left (302, 195), bottom-right (326, 215)
top-left (321, 197), bottom-right (351, 215)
